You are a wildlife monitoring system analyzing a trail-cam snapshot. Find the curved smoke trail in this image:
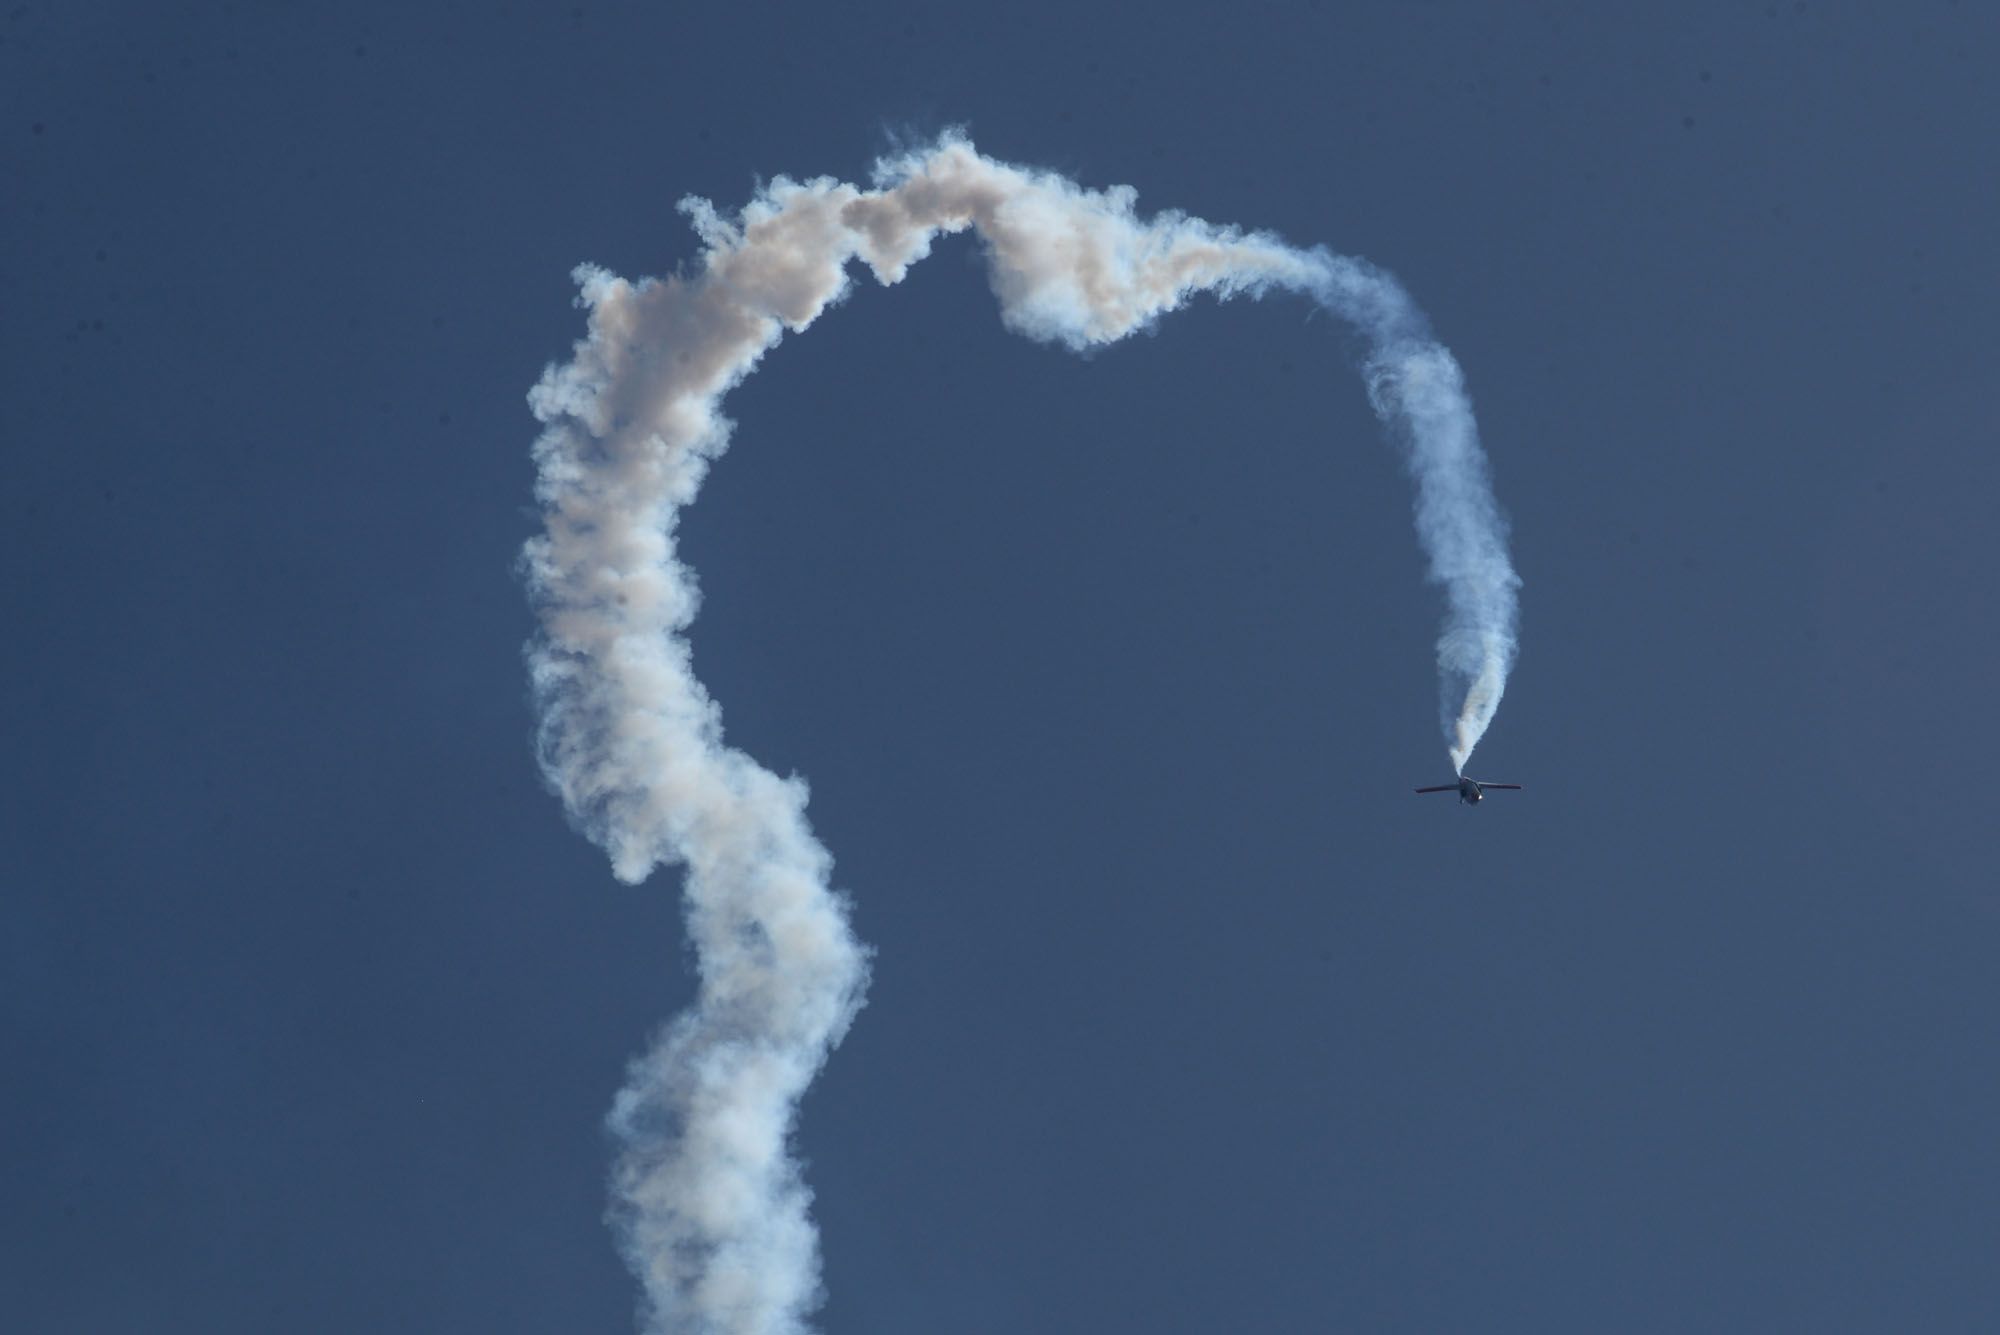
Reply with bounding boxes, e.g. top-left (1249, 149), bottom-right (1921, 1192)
top-left (523, 134), bottom-right (1517, 1334)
